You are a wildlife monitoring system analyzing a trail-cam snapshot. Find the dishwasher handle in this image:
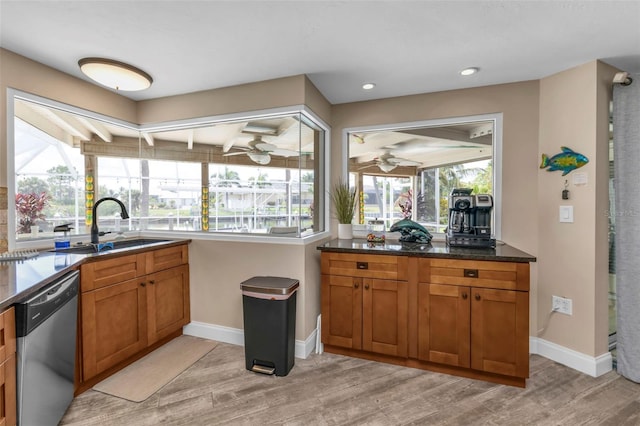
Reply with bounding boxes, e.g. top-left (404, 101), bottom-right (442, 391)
top-left (15, 270), bottom-right (79, 337)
